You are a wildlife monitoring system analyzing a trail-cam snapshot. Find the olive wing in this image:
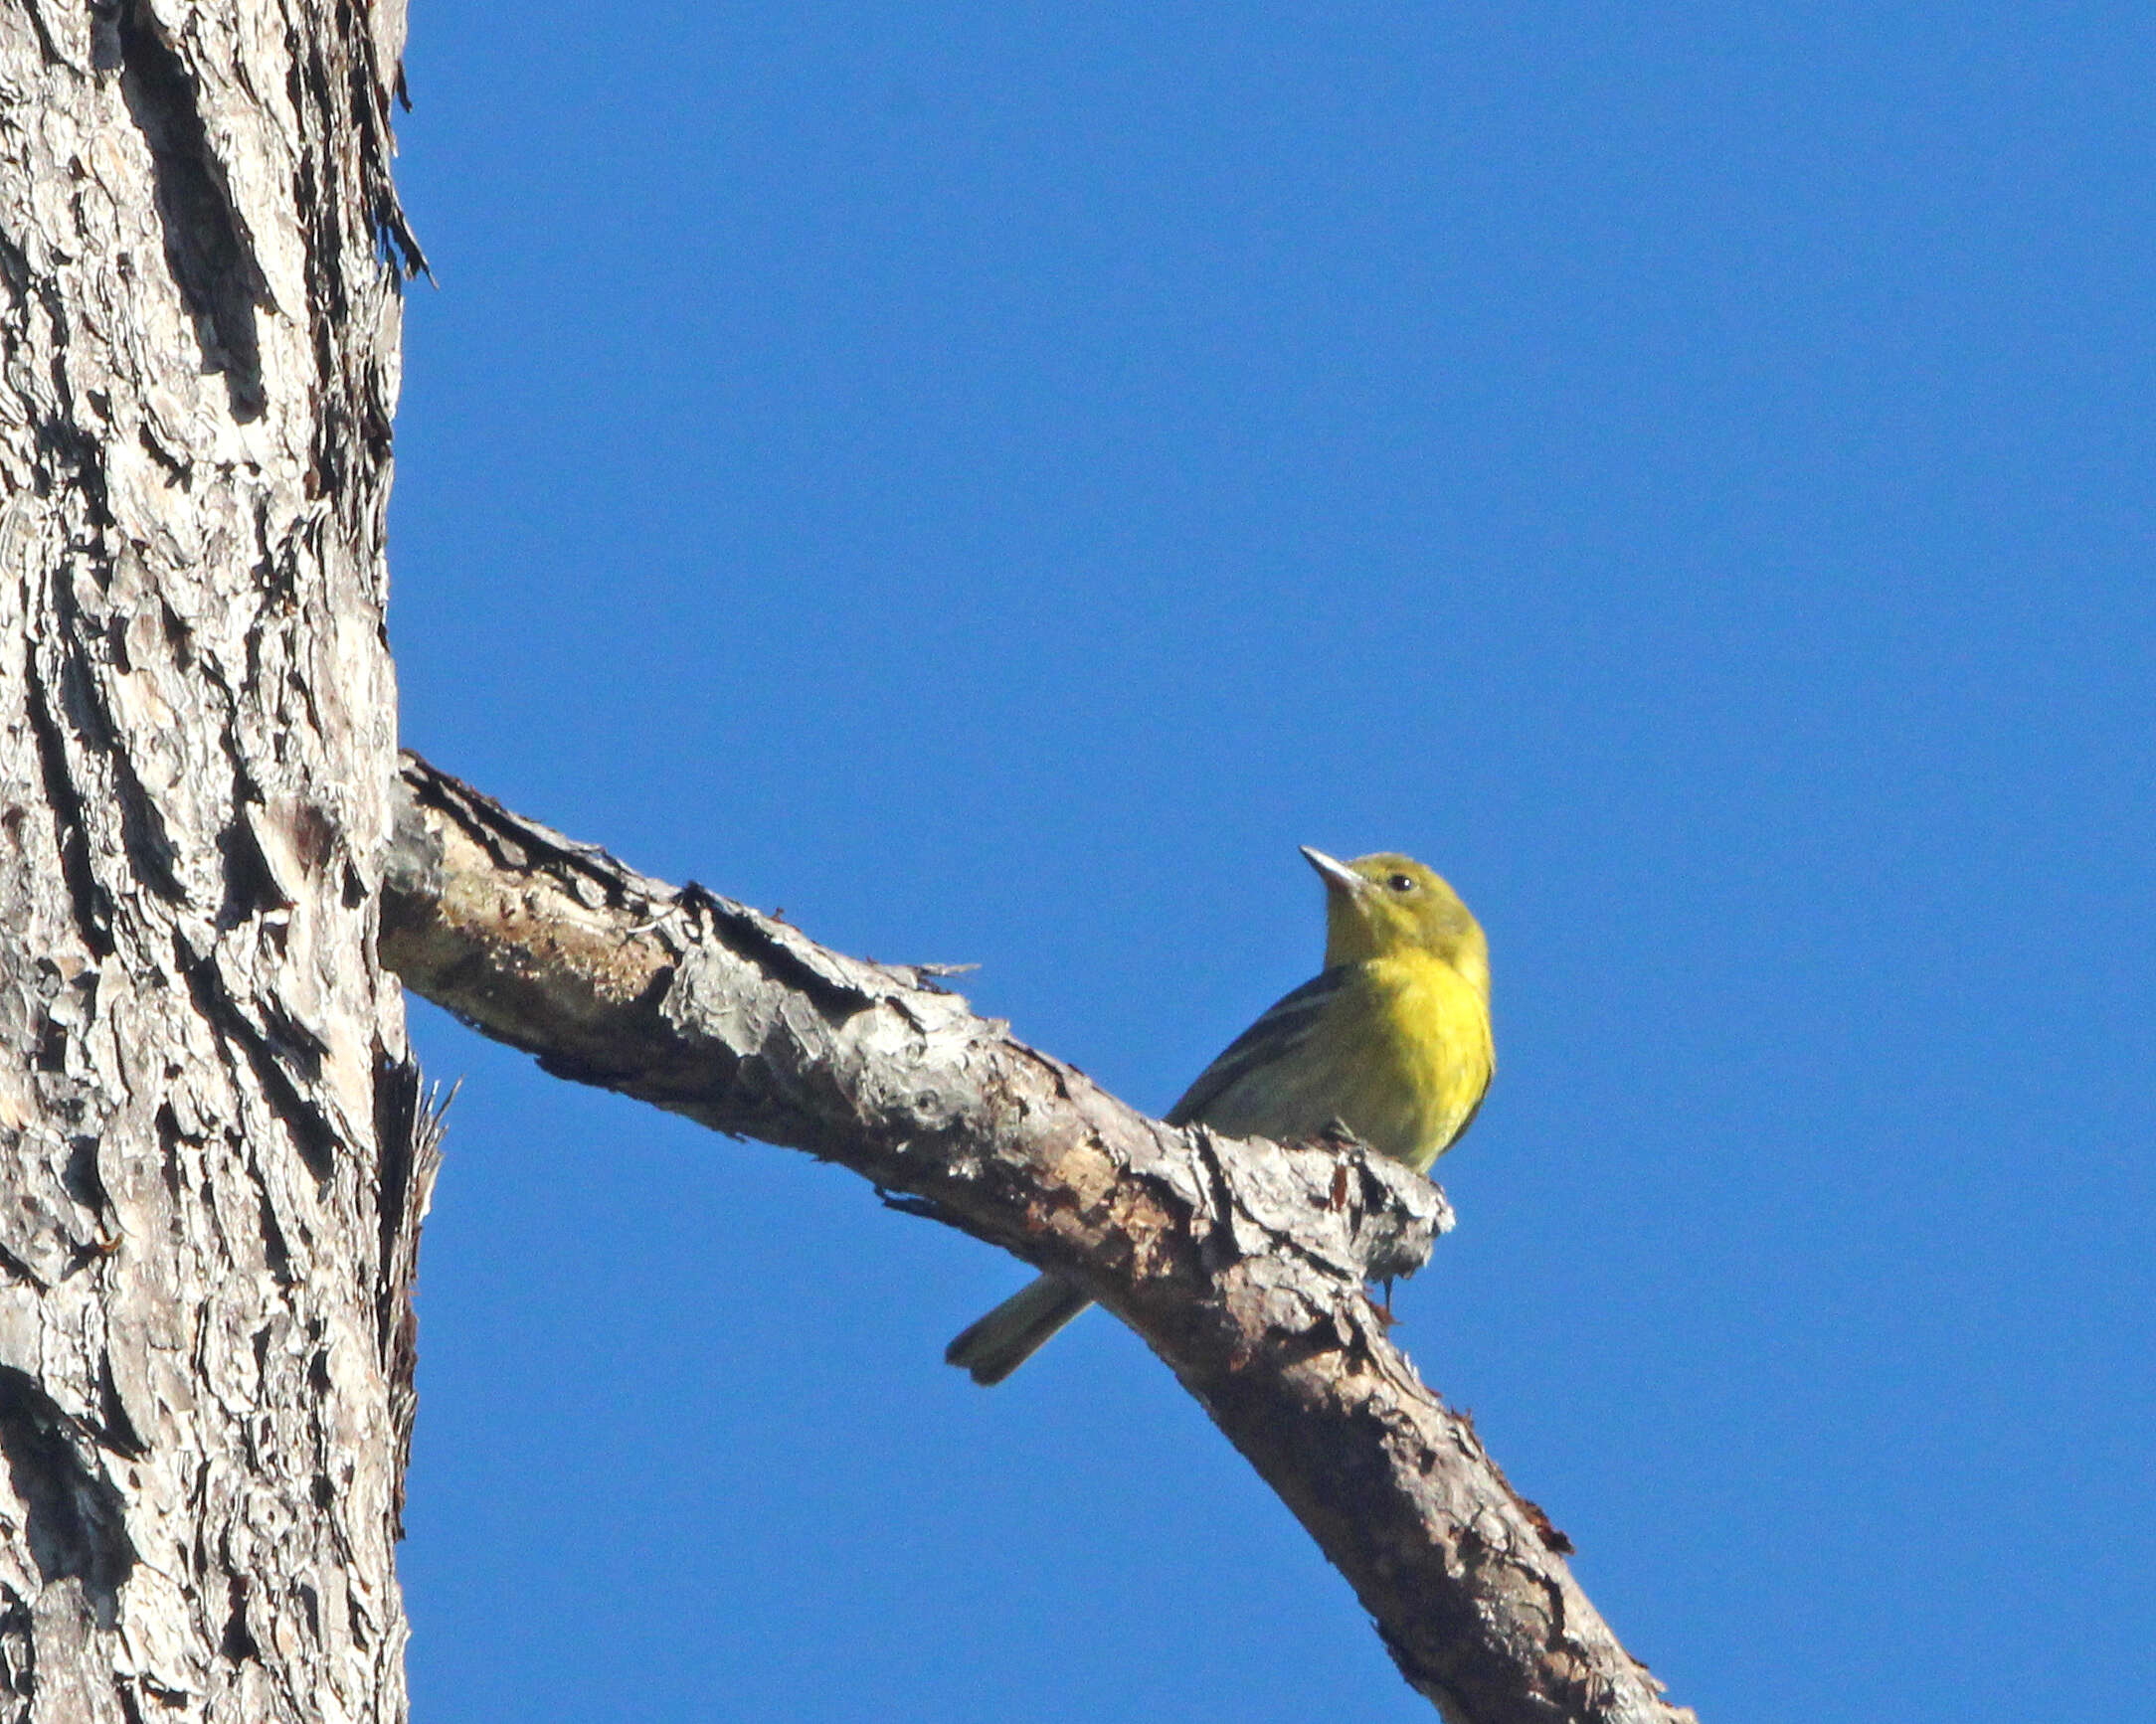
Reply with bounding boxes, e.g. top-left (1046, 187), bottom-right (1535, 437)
top-left (1164, 967), bottom-right (1348, 1129)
